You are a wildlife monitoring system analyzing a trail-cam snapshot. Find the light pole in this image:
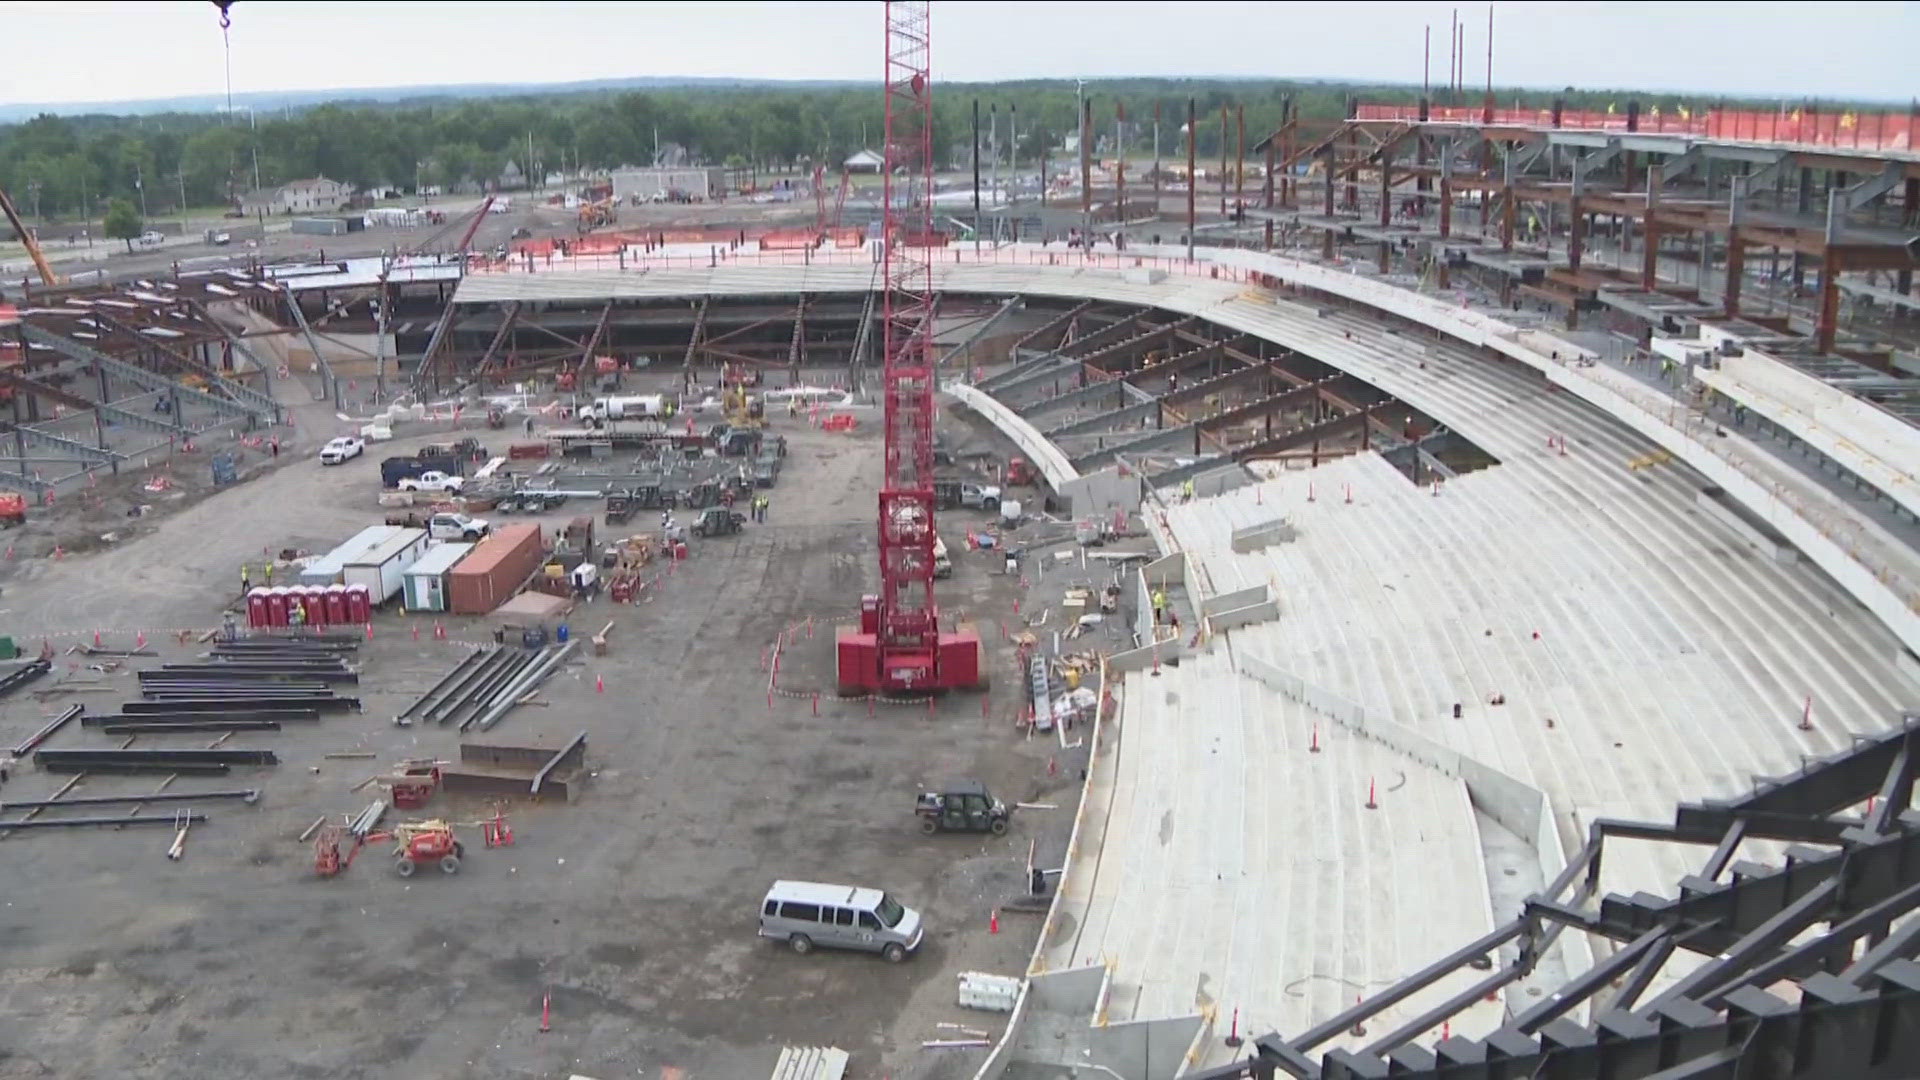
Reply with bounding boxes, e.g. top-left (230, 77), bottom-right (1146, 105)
top-left (136, 163), bottom-right (149, 220)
